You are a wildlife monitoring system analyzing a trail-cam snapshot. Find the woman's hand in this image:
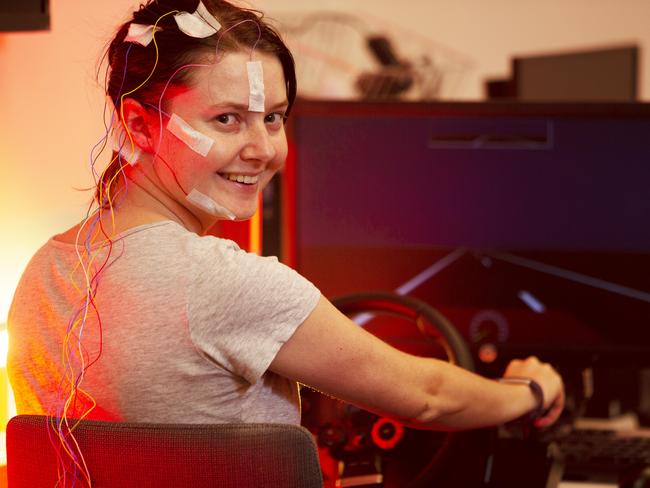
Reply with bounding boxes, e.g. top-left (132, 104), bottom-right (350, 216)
top-left (503, 356), bottom-right (565, 428)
